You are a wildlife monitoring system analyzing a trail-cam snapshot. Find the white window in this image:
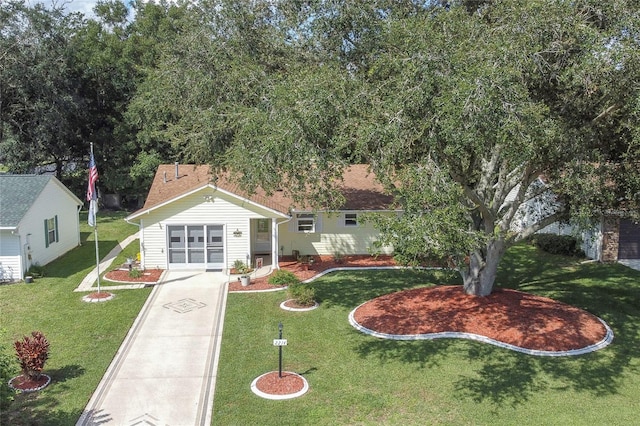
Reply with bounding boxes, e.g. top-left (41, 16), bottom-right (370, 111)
top-left (296, 213), bottom-right (315, 232)
top-left (344, 213), bottom-right (358, 227)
